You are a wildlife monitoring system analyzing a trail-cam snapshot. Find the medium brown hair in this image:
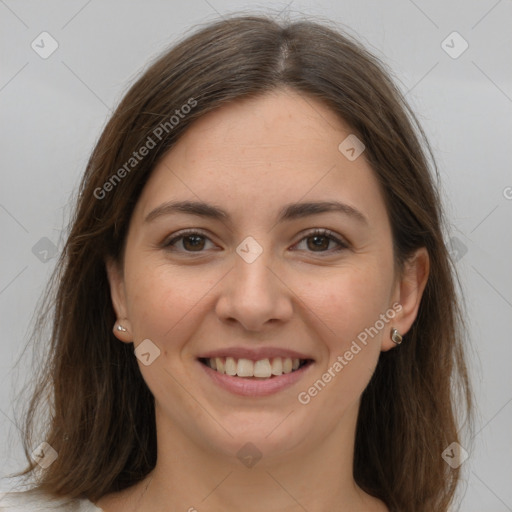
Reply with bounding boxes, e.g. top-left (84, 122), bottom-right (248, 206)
top-left (9, 13), bottom-right (473, 512)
